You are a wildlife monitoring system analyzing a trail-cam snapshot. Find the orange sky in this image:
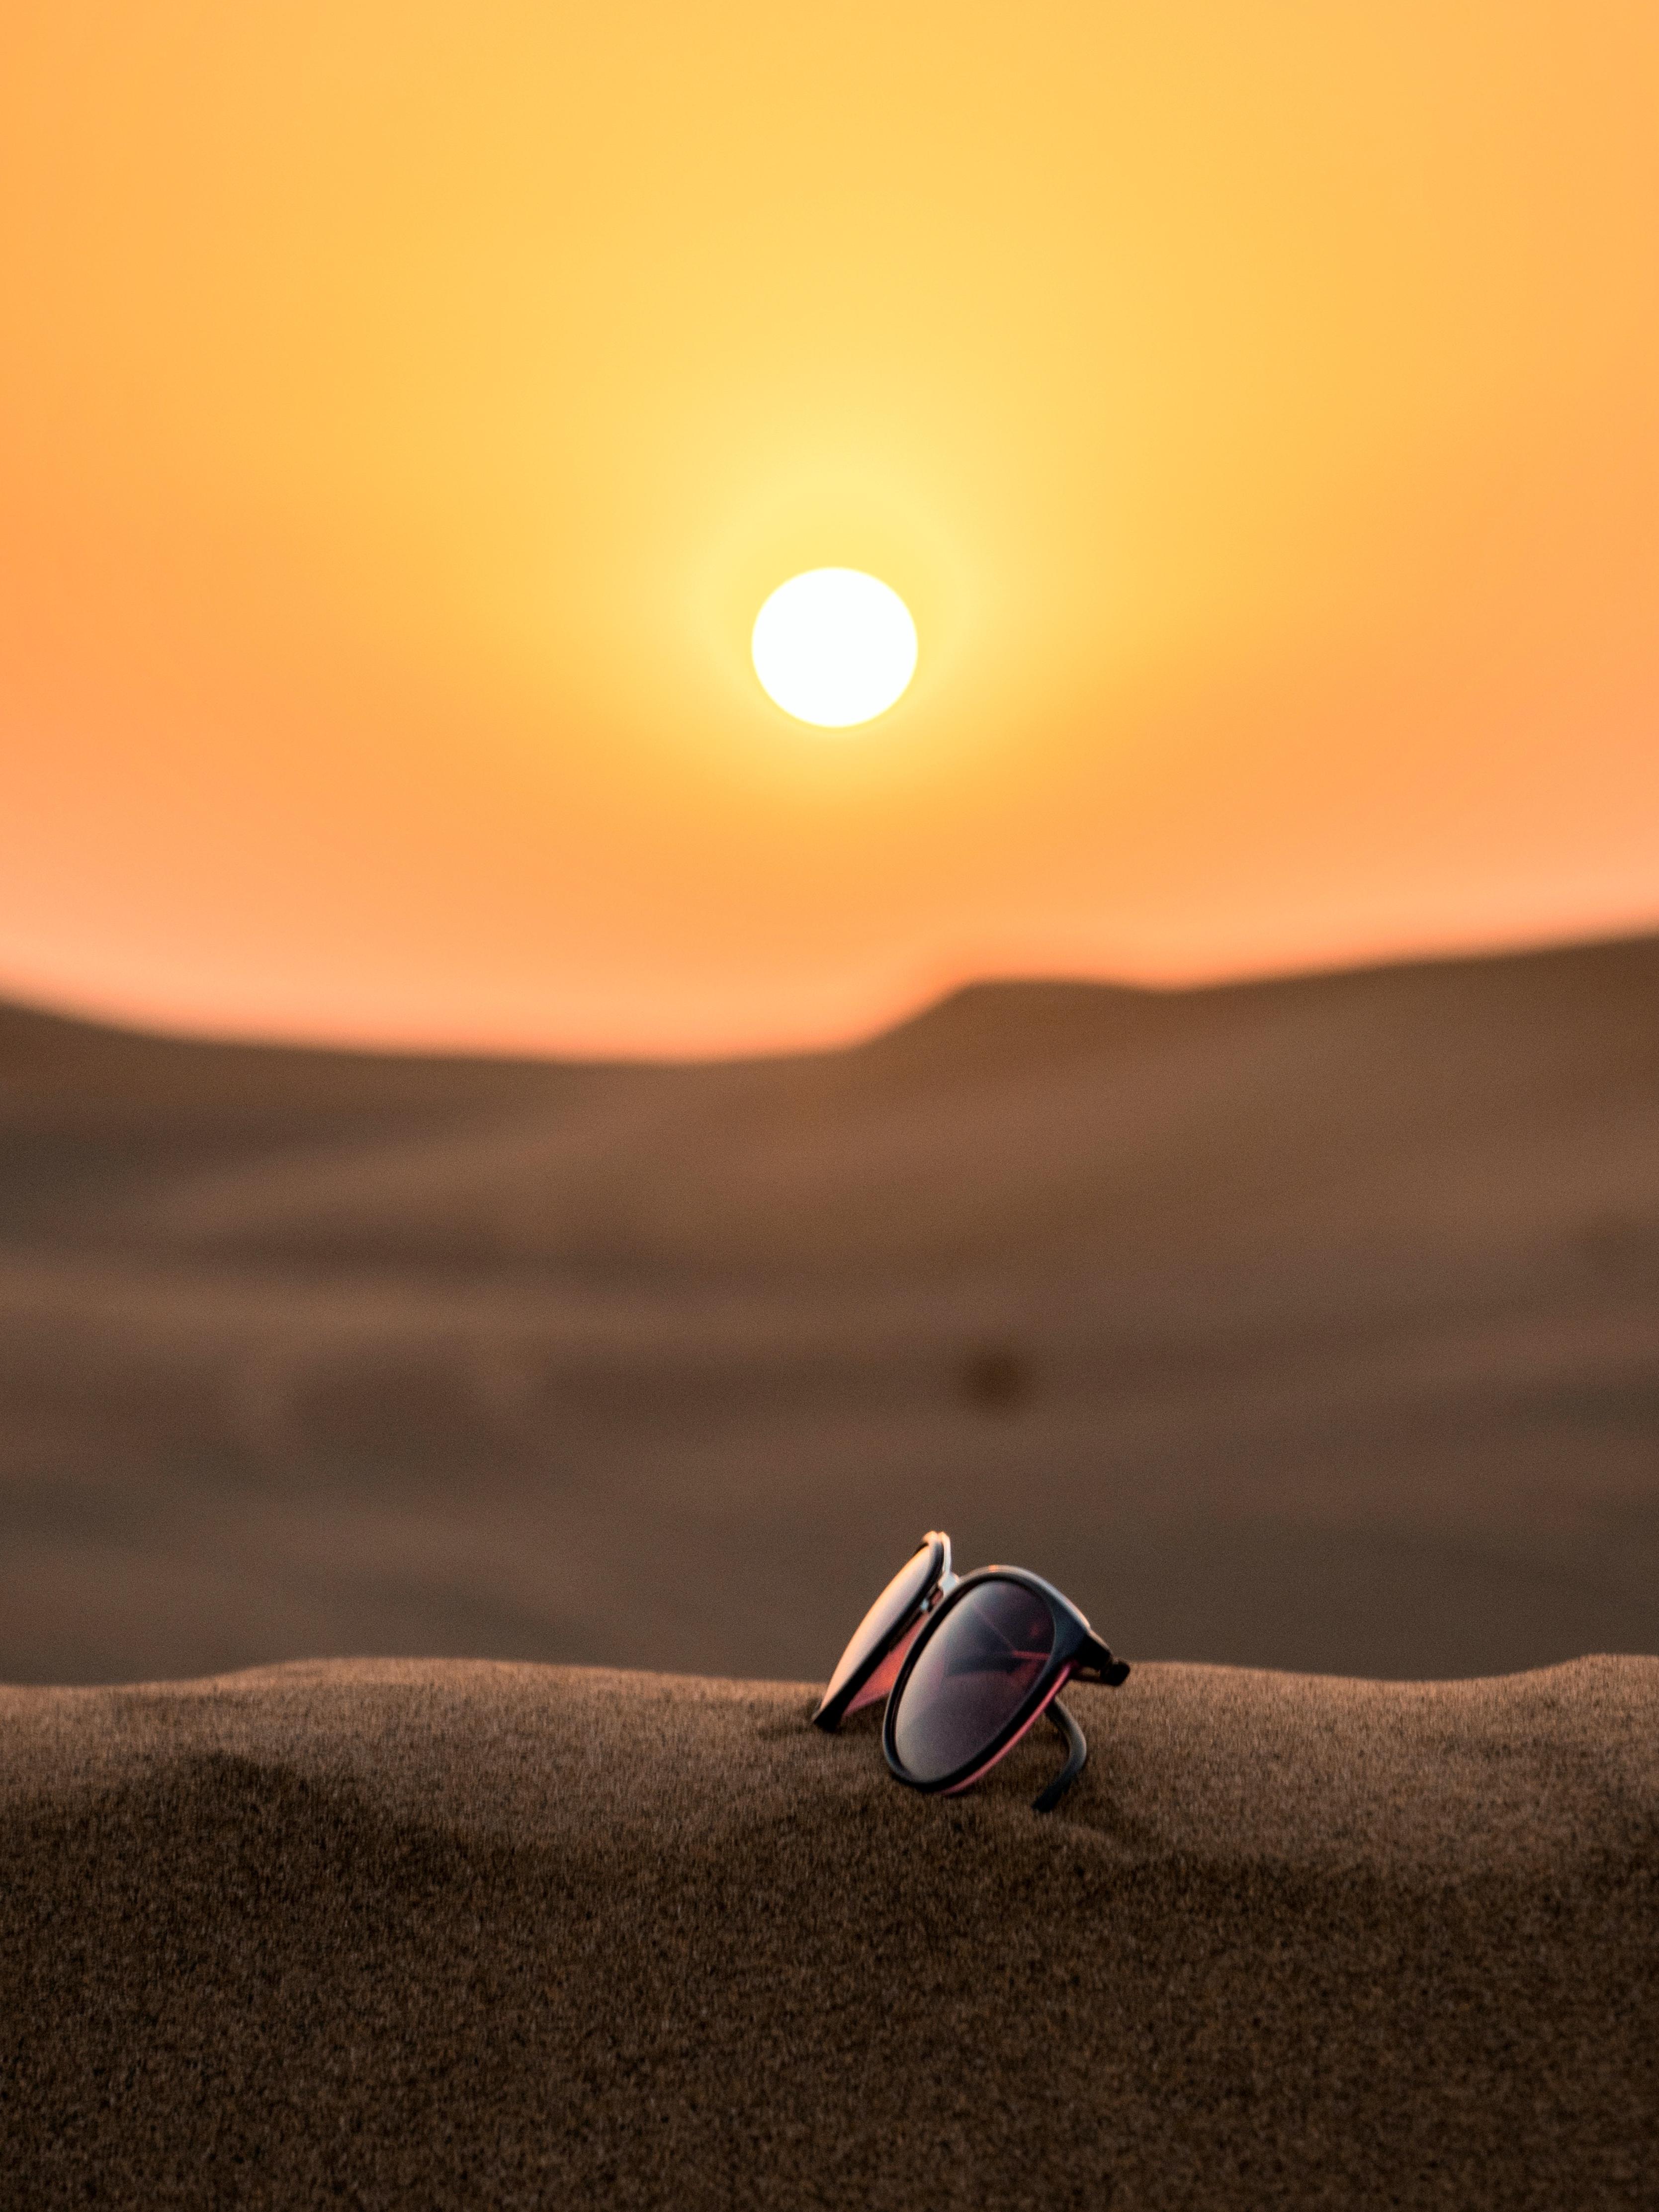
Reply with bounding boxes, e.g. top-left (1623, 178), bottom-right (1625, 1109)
top-left (2, 1), bottom-right (1657, 1055)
